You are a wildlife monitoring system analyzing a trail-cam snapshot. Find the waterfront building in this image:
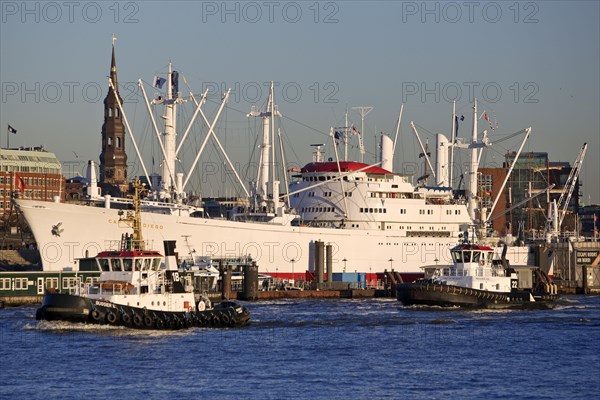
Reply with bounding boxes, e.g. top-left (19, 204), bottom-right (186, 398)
top-left (0, 146), bottom-right (64, 226)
